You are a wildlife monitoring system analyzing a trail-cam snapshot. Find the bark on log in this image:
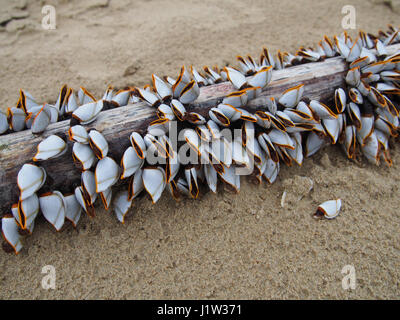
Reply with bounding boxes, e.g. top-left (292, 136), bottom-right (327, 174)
top-left (1, 43), bottom-right (399, 213)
